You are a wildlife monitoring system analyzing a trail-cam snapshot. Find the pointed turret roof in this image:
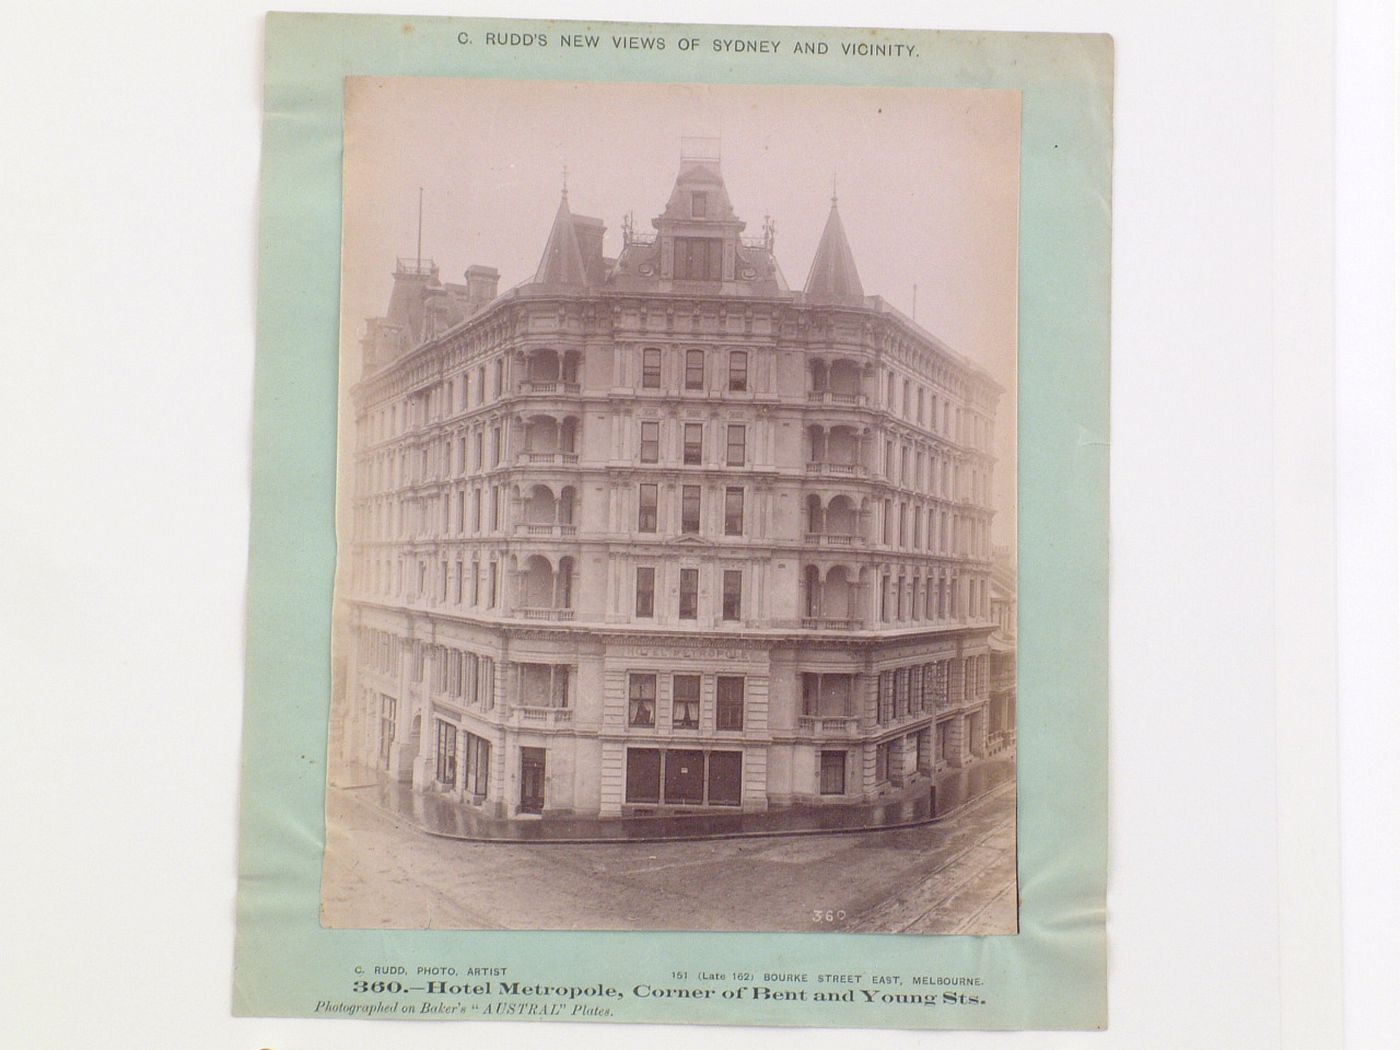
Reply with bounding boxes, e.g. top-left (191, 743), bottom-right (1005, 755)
top-left (532, 191), bottom-right (588, 286)
top-left (803, 197), bottom-right (865, 303)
